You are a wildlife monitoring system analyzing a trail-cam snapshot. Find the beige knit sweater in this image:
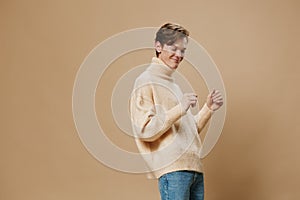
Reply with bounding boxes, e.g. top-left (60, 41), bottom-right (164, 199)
top-left (129, 57), bottom-right (213, 179)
